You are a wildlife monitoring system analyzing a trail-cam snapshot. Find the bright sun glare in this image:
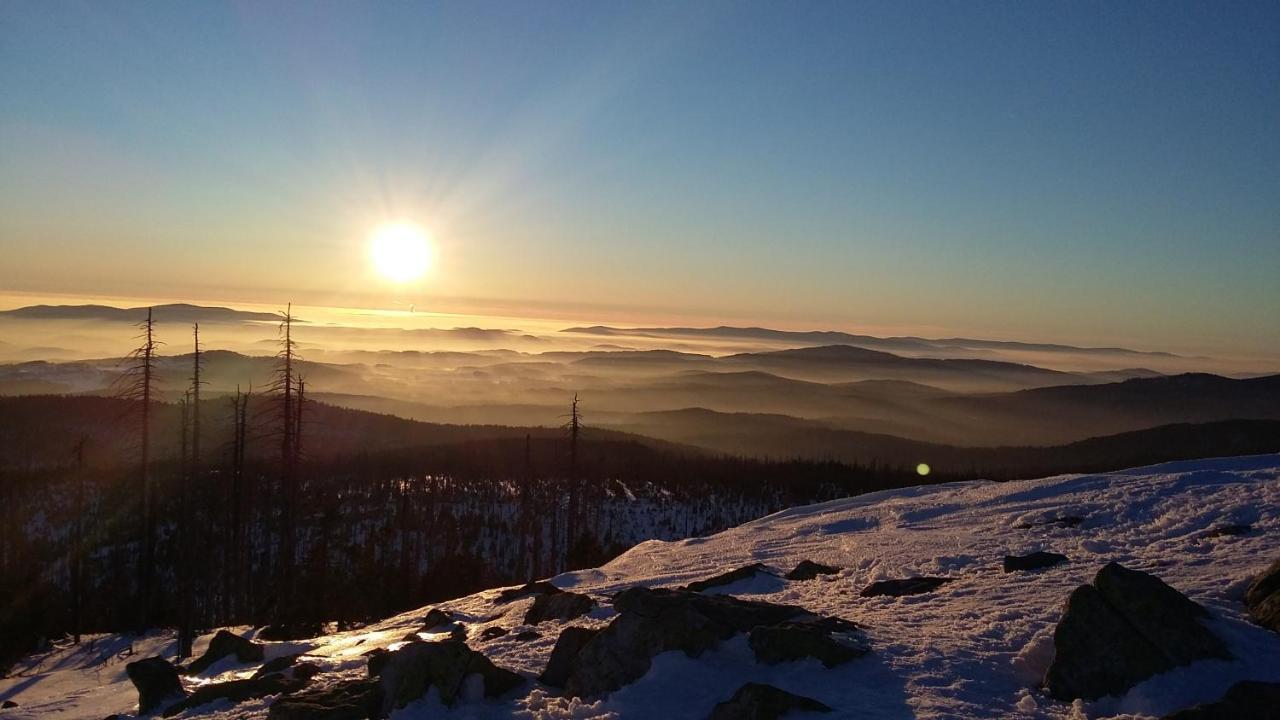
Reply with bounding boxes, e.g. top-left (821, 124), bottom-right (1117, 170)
top-left (369, 222), bottom-right (433, 283)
